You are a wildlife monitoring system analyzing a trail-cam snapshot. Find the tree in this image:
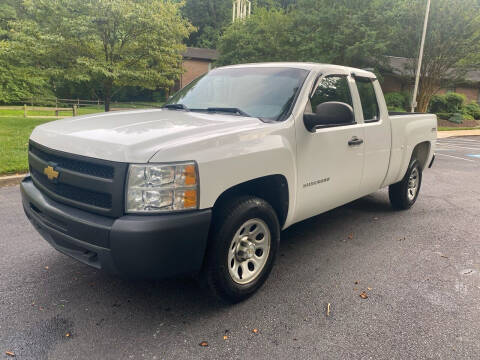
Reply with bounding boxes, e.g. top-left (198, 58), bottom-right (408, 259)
top-left (218, 0), bottom-right (396, 68)
top-left (181, 0), bottom-right (296, 48)
top-left (0, 0), bottom-right (49, 104)
top-left (218, 7), bottom-right (295, 65)
top-left (11, 0), bottom-right (194, 111)
top-left (388, 0), bottom-right (480, 112)
top-left (182, 0), bottom-right (231, 48)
